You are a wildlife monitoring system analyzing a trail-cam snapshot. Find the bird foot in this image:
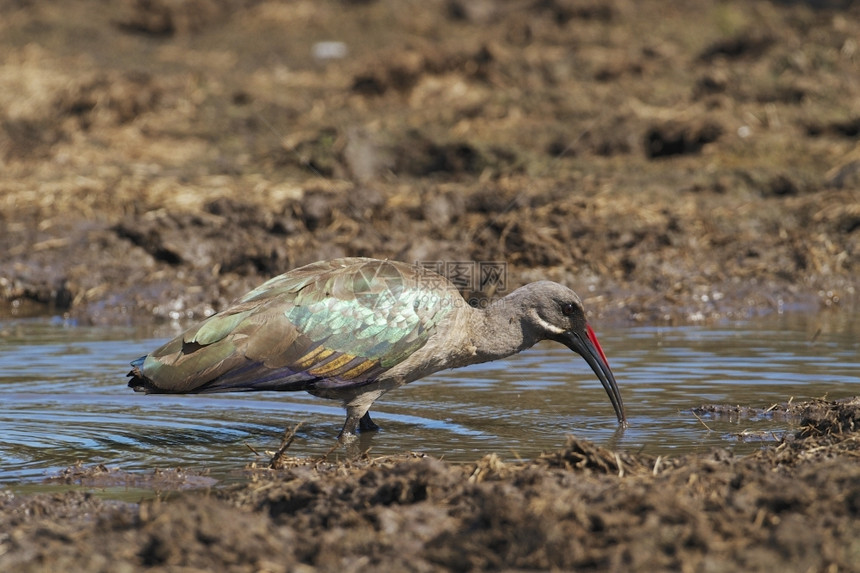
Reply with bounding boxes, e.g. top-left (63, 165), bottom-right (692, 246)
top-left (333, 410), bottom-right (379, 456)
top-left (325, 430), bottom-right (374, 462)
top-left (358, 412), bottom-right (380, 433)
